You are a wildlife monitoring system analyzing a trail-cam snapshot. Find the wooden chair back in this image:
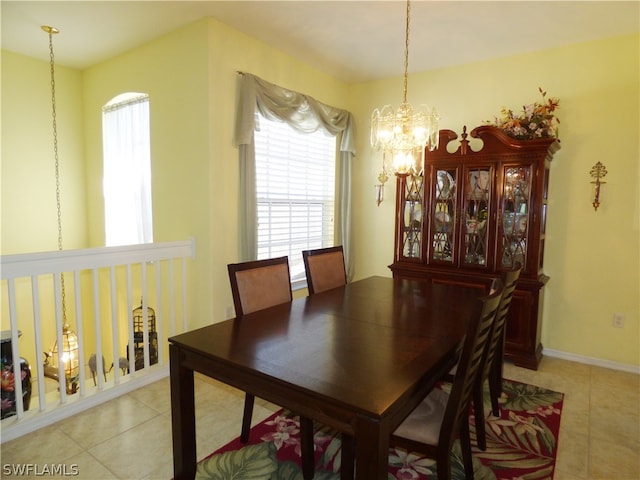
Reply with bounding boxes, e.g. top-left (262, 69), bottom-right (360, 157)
top-left (388, 281), bottom-right (504, 480)
top-left (302, 246), bottom-right (347, 294)
top-left (227, 256), bottom-right (292, 316)
top-left (482, 263), bottom-right (522, 384)
top-left (441, 280), bottom-right (503, 452)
